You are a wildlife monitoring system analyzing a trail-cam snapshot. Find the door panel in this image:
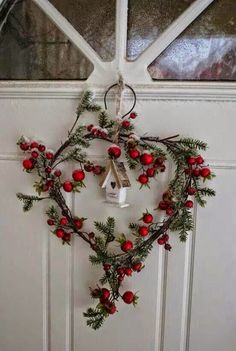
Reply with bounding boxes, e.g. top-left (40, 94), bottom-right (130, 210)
top-left (0, 96), bottom-right (235, 351)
